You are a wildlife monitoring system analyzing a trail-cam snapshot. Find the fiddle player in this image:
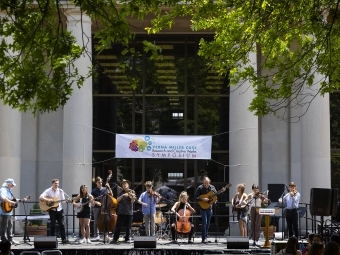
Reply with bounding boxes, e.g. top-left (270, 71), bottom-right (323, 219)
top-left (137, 181), bottom-right (161, 236)
top-left (111, 179), bottom-right (136, 244)
top-left (279, 181), bottom-right (300, 238)
top-left (194, 176), bottom-right (226, 243)
top-left (231, 183), bottom-right (248, 237)
top-left (247, 184), bottom-right (268, 246)
top-left (91, 176), bottom-right (112, 241)
top-left (170, 191), bottom-right (195, 243)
